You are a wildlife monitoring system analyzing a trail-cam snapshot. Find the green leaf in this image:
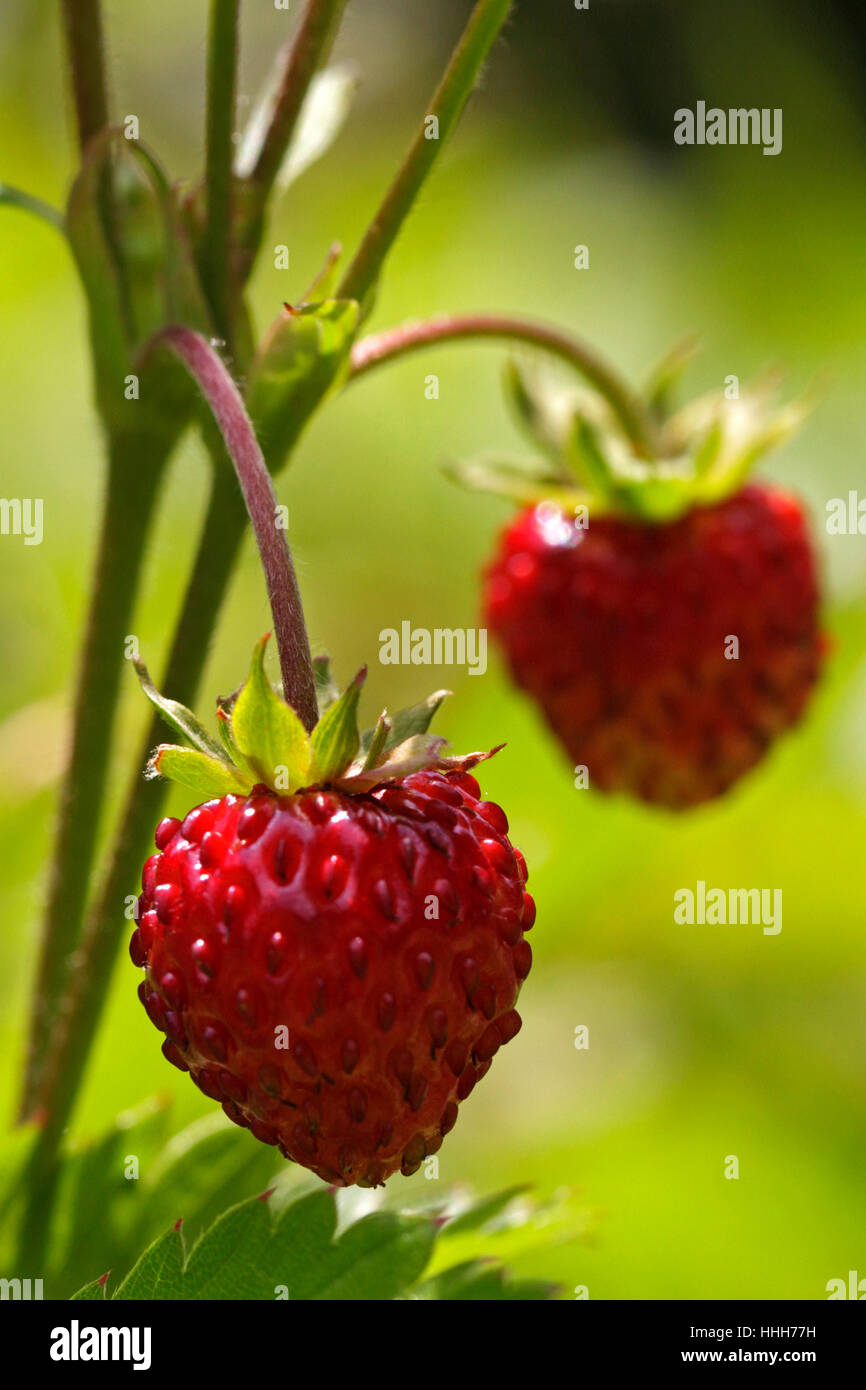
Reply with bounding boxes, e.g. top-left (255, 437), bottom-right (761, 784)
top-left (413, 1259), bottom-right (558, 1301)
top-left (46, 1099), bottom-right (170, 1298)
top-left (107, 1189), bottom-right (435, 1301)
top-left (303, 1209), bottom-right (435, 1301)
top-left (361, 689), bottom-right (450, 757)
top-left (427, 1186), bottom-right (596, 1281)
top-left (231, 635), bottom-right (311, 792)
top-left (58, 1109), bottom-right (282, 1300)
top-left (133, 656), bottom-right (225, 758)
top-left (114, 1226), bottom-right (185, 1300)
top-left (71, 1180), bottom-right (592, 1302)
top-left (137, 1113), bottom-right (279, 1250)
top-left (147, 745), bottom-right (253, 798)
top-left (247, 299), bottom-right (359, 472)
top-left (442, 1184), bottom-right (532, 1236)
top-left (310, 668), bottom-right (365, 782)
top-left (71, 1278), bottom-right (108, 1301)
